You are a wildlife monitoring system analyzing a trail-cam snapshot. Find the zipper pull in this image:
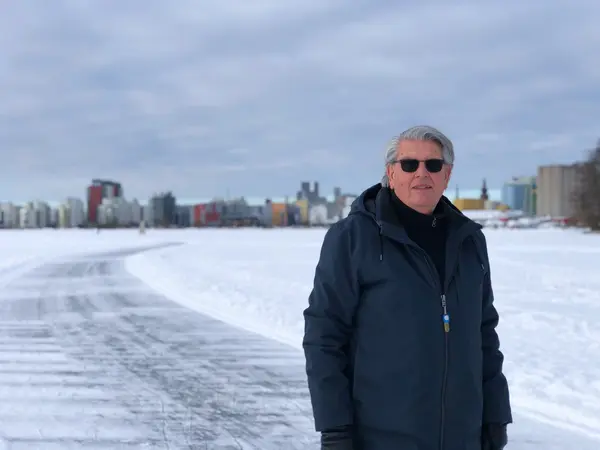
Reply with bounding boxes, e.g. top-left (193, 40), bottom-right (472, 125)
top-left (432, 216), bottom-right (437, 227)
top-left (441, 294), bottom-right (450, 332)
